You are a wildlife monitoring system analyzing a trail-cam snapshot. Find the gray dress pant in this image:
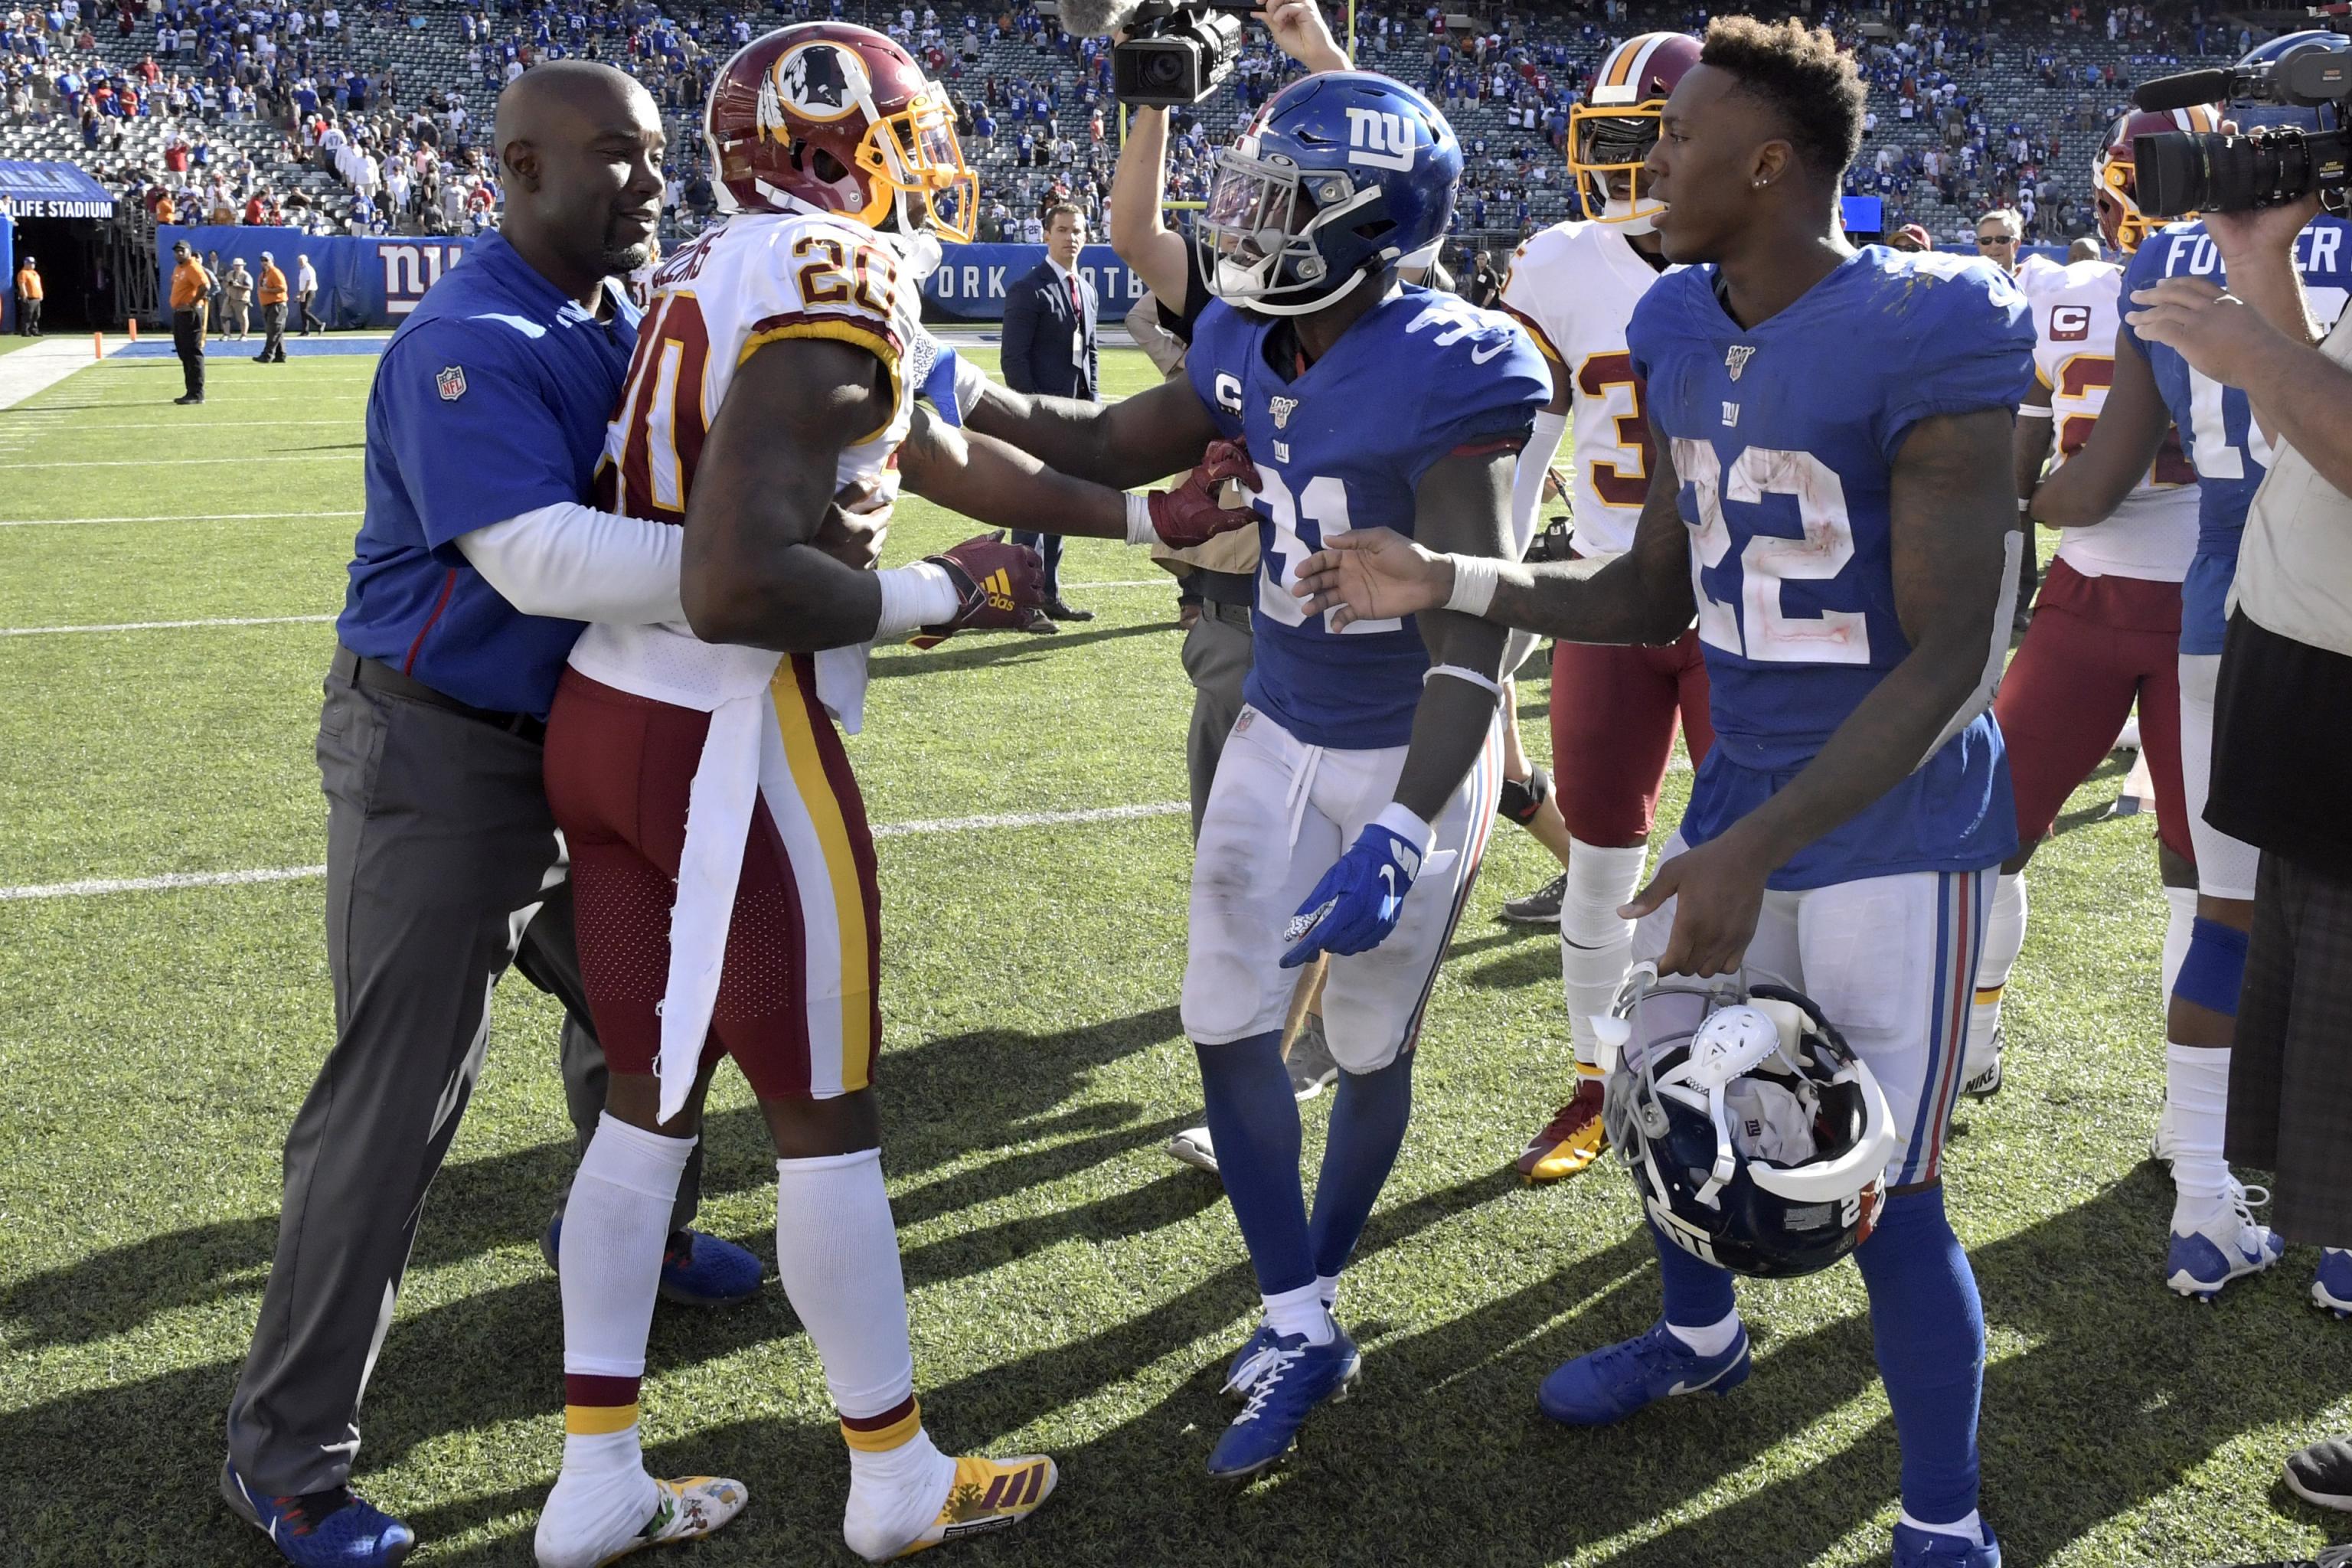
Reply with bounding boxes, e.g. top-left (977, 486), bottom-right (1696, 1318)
top-left (1181, 596), bottom-right (1255, 839)
top-left (224, 655), bottom-right (701, 1496)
